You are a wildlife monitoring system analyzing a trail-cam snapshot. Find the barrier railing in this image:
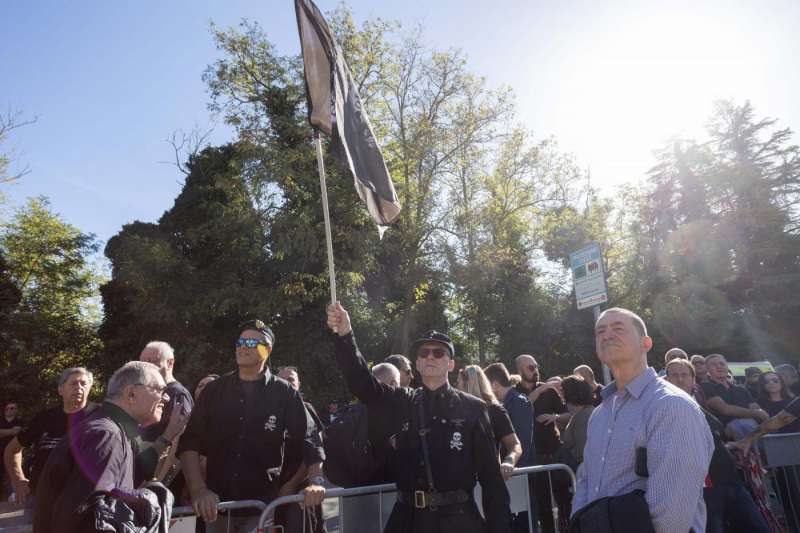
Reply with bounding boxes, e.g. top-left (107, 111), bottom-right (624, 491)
top-left (170, 499), bottom-right (267, 533)
top-left (761, 432), bottom-right (800, 531)
top-left (258, 463), bottom-right (576, 532)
